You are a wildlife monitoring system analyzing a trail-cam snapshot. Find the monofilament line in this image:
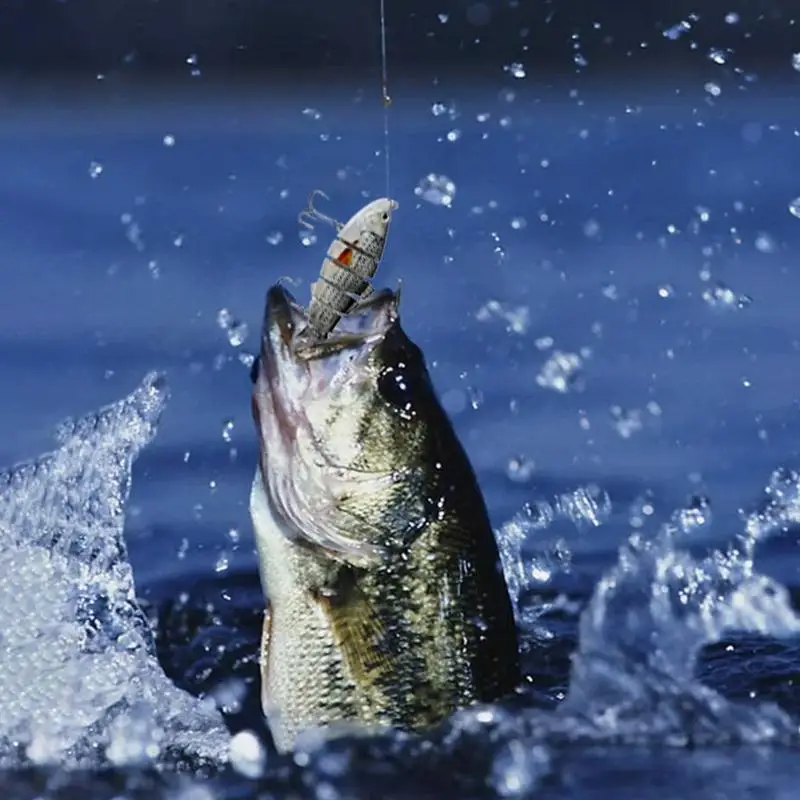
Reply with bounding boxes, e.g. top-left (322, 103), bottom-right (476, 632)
top-left (379, 0), bottom-right (392, 196)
